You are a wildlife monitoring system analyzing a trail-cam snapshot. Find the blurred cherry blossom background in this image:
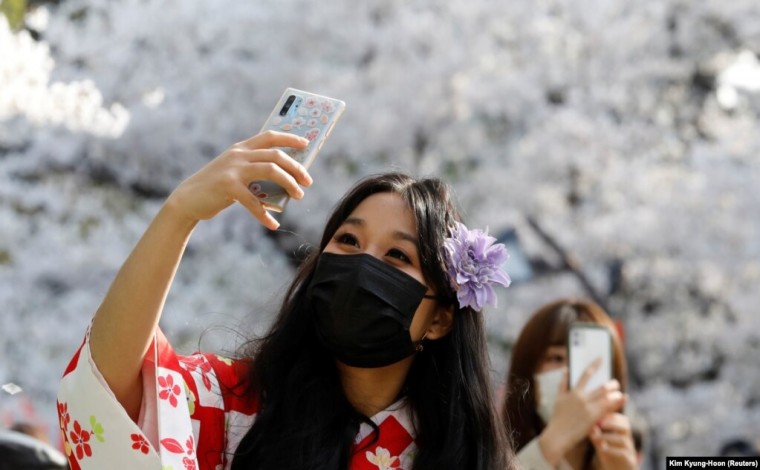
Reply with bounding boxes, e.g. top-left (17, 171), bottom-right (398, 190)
top-left (2, 0), bottom-right (759, 466)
